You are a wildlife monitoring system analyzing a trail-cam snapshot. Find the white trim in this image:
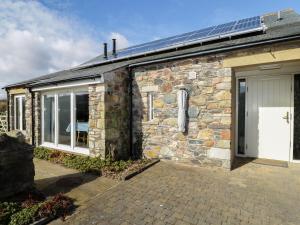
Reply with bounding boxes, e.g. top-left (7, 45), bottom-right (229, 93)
top-left (41, 88), bottom-right (89, 155)
top-left (41, 143), bottom-right (89, 155)
top-left (235, 62), bottom-right (300, 163)
top-left (14, 95), bottom-right (25, 131)
top-left (32, 77), bottom-right (103, 92)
